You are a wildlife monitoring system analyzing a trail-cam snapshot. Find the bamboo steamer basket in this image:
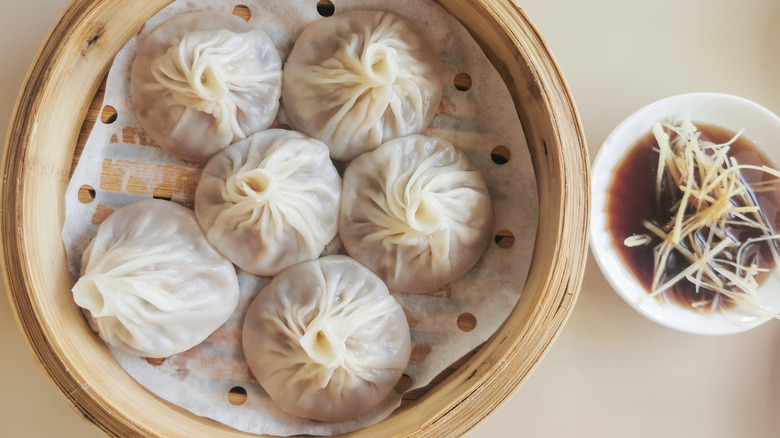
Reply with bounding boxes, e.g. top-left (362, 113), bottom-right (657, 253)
top-left (1, 0), bottom-right (589, 436)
